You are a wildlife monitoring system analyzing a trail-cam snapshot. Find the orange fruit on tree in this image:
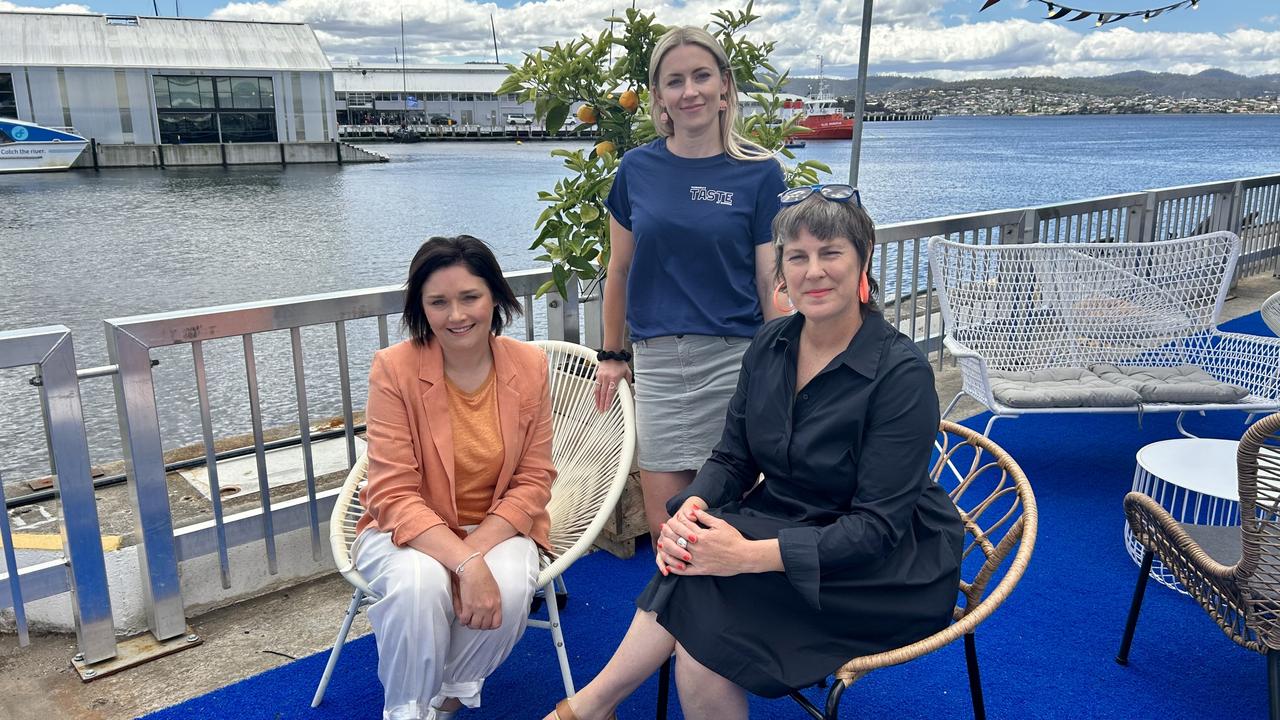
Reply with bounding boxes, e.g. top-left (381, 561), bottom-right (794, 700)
top-left (619, 90), bottom-right (639, 113)
top-left (594, 140), bottom-right (616, 157)
top-left (576, 105), bottom-right (598, 124)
